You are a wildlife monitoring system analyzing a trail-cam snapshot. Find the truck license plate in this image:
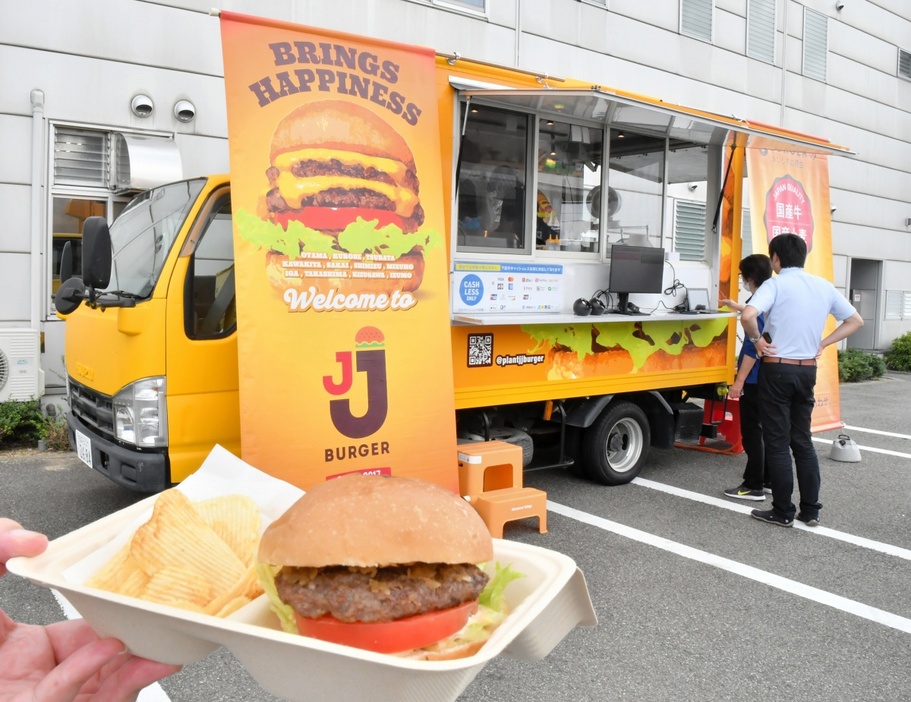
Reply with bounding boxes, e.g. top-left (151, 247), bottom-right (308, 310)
top-left (75, 430), bottom-right (93, 469)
